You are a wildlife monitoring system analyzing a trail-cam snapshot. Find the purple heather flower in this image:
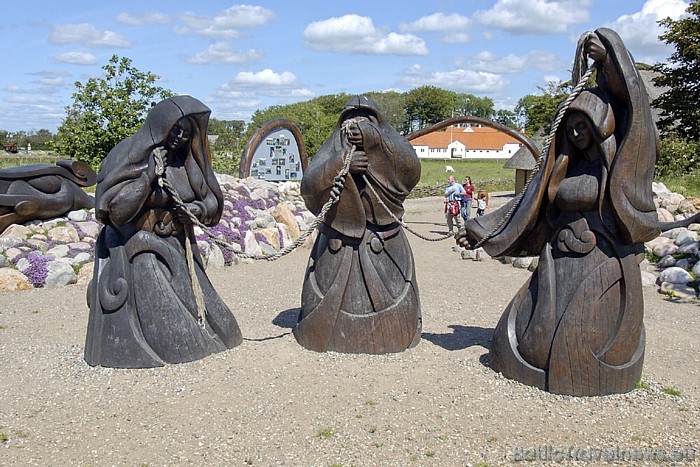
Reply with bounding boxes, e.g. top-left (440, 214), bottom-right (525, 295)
top-left (22, 251), bottom-right (53, 288)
